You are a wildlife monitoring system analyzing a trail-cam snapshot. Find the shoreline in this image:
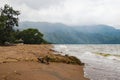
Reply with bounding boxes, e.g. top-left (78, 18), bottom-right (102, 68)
top-left (0, 44), bottom-right (89, 80)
